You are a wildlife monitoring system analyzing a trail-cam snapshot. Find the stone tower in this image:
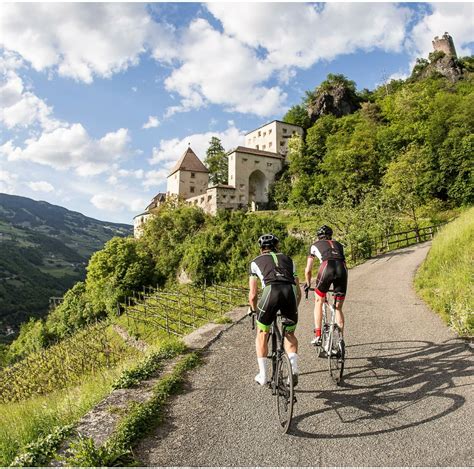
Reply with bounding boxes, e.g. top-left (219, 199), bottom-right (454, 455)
top-left (166, 146), bottom-right (209, 200)
top-left (432, 32), bottom-right (457, 58)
